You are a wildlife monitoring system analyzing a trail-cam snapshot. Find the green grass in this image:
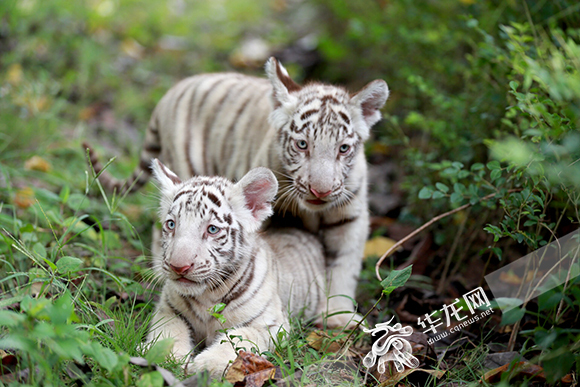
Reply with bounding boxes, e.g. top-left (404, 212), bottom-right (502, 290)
top-left (2, 0), bottom-right (580, 385)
